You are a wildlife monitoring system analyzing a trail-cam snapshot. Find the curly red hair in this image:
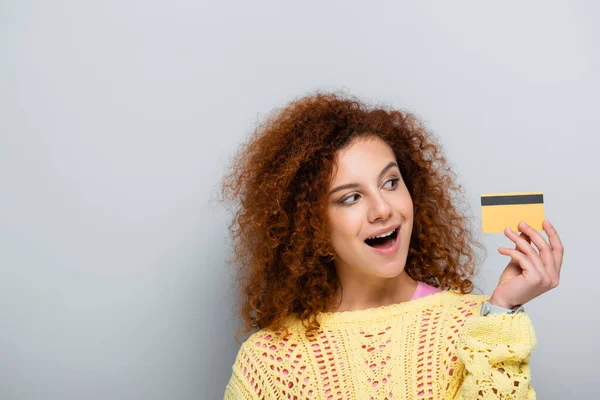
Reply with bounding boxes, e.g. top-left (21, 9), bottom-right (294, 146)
top-left (221, 92), bottom-right (483, 338)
